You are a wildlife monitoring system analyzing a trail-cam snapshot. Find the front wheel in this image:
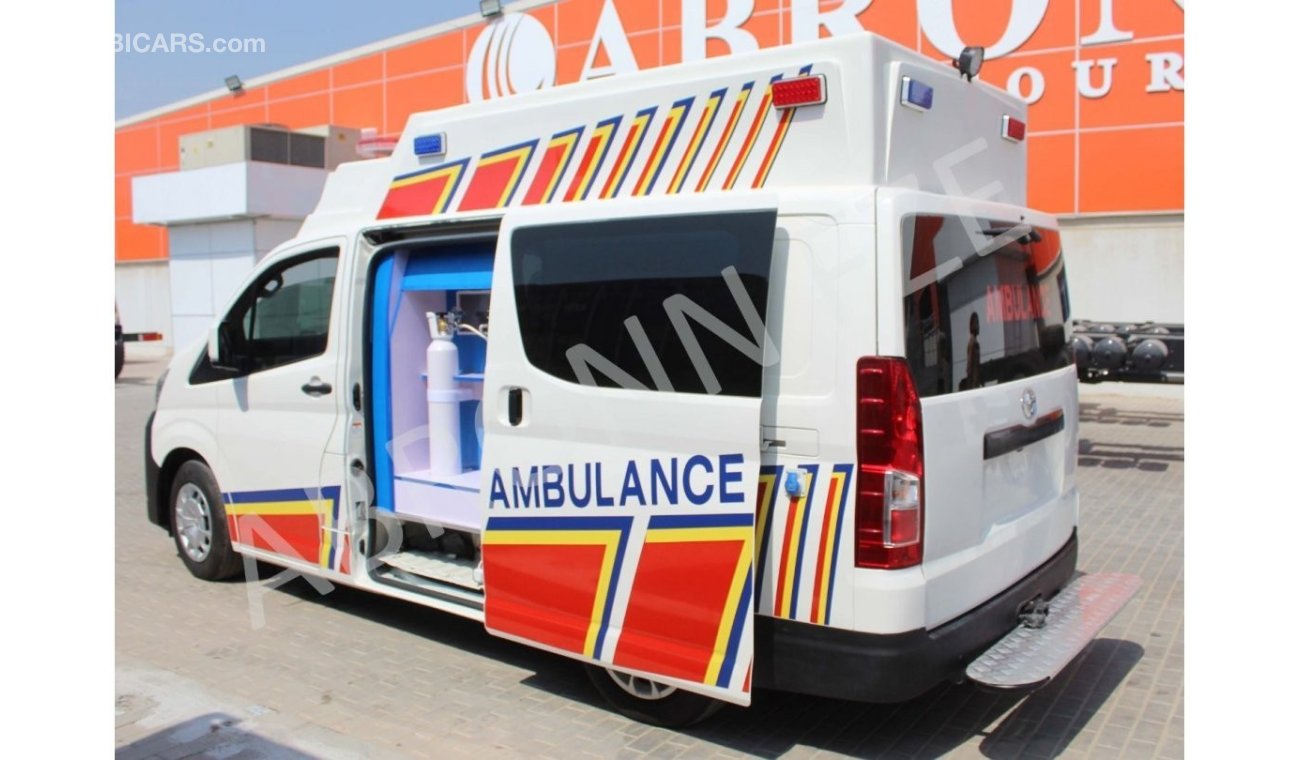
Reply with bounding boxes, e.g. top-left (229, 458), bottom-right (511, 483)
top-left (584, 665), bottom-right (725, 727)
top-left (170, 460), bottom-right (242, 581)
